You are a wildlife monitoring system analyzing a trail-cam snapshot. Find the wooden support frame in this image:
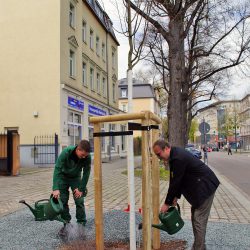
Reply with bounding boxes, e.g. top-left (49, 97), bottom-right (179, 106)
top-left (89, 111), bottom-right (161, 250)
top-left (152, 124), bottom-right (160, 249)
